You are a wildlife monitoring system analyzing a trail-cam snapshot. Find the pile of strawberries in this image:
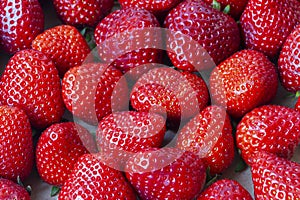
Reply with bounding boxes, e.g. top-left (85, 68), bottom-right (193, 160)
top-left (0, 0), bottom-right (300, 199)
